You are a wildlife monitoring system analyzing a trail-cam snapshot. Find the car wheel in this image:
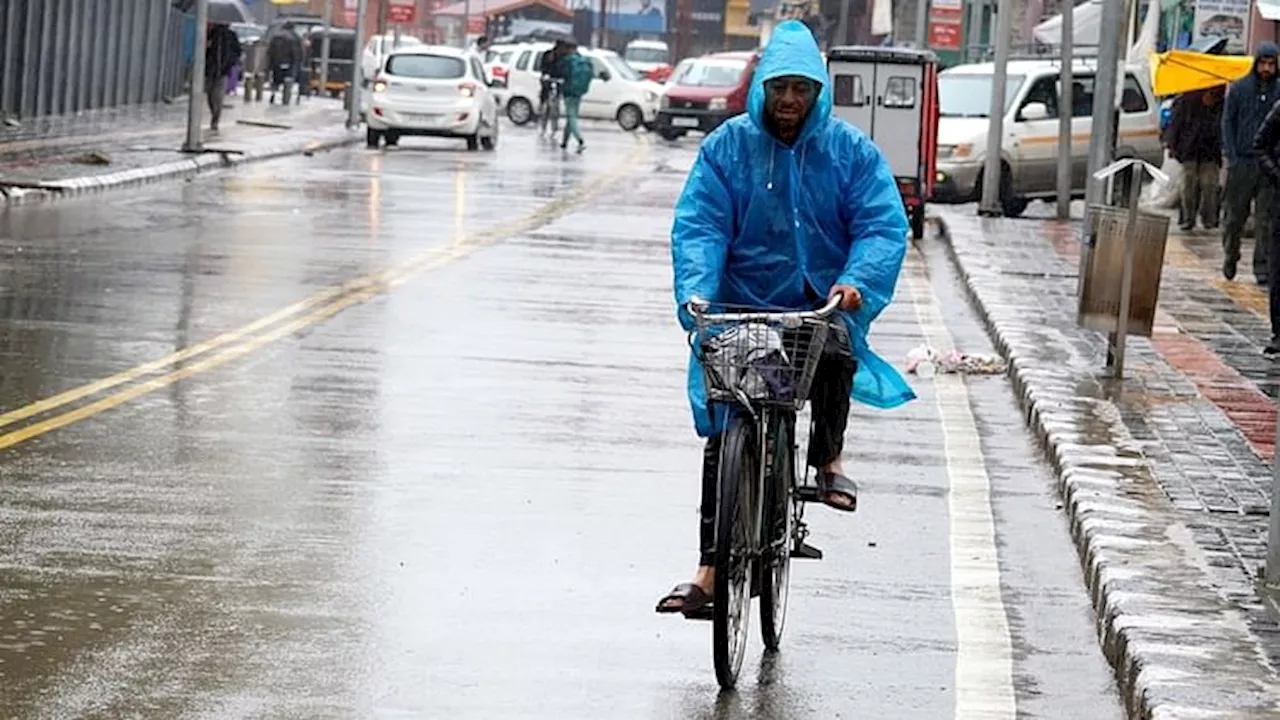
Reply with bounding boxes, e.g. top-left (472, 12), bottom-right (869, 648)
top-left (659, 128), bottom-right (684, 141)
top-left (366, 128), bottom-right (381, 149)
top-left (466, 134), bottom-right (480, 151)
top-left (384, 132), bottom-right (400, 147)
top-left (507, 97), bottom-right (534, 126)
top-left (616, 103), bottom-right (643, 132)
